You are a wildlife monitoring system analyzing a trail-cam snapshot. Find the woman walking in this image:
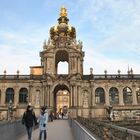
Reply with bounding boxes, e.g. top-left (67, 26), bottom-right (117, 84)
top-left (38, 106), bottom-right (49, 140)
